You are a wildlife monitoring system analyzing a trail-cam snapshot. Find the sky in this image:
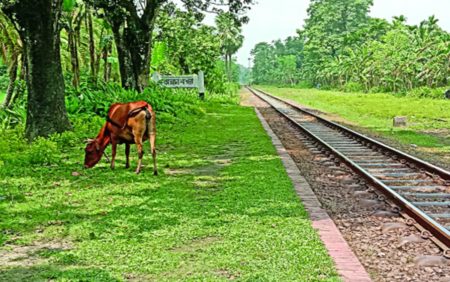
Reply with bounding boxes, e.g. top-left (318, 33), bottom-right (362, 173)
top-left (205, 0), bottom-right (450, 66)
